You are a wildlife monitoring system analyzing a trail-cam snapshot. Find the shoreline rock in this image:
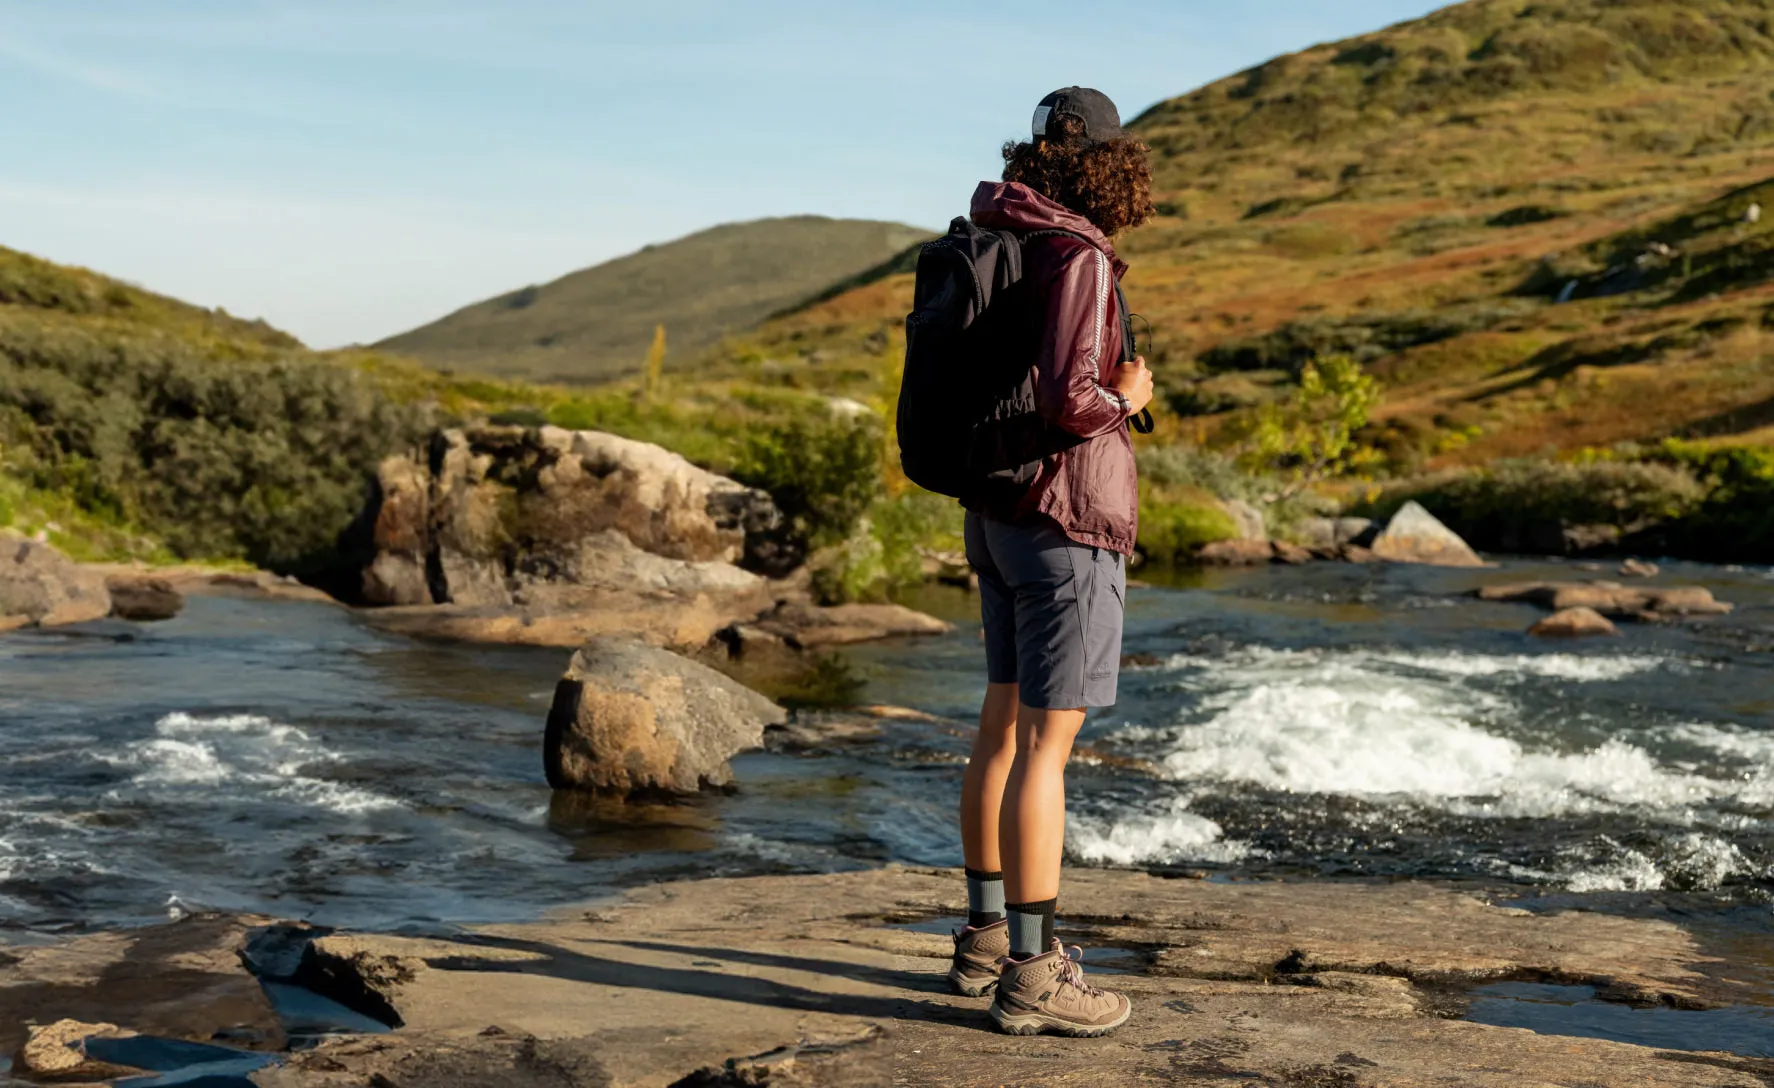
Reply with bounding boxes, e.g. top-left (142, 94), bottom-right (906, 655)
top-left (1, 530), bottom-right (112, 627)
top-left (1371, 501), bottom-right (1487, 568)
top-left (1478, 580), bottom-right (1733, 621)
top-left (104, 572), bottom-right (185, 621)
top-left (354, 425), bottom-right (794, 612)
top-left (8, 870), bottom-right (1759, 1087)
top-left (543, 637), bottom-right (787, 795)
